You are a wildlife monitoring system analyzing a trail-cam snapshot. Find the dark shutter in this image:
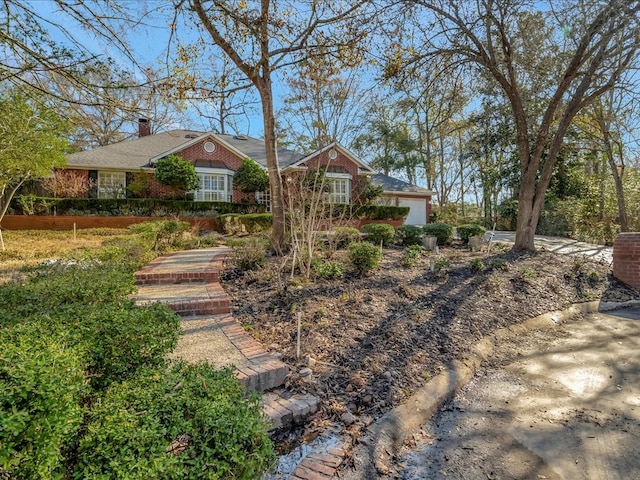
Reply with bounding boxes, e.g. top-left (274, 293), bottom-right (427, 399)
top-left (88, 170), bottom-right (98, 198)
top-left (125, 172), bottom-right (134, 198)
